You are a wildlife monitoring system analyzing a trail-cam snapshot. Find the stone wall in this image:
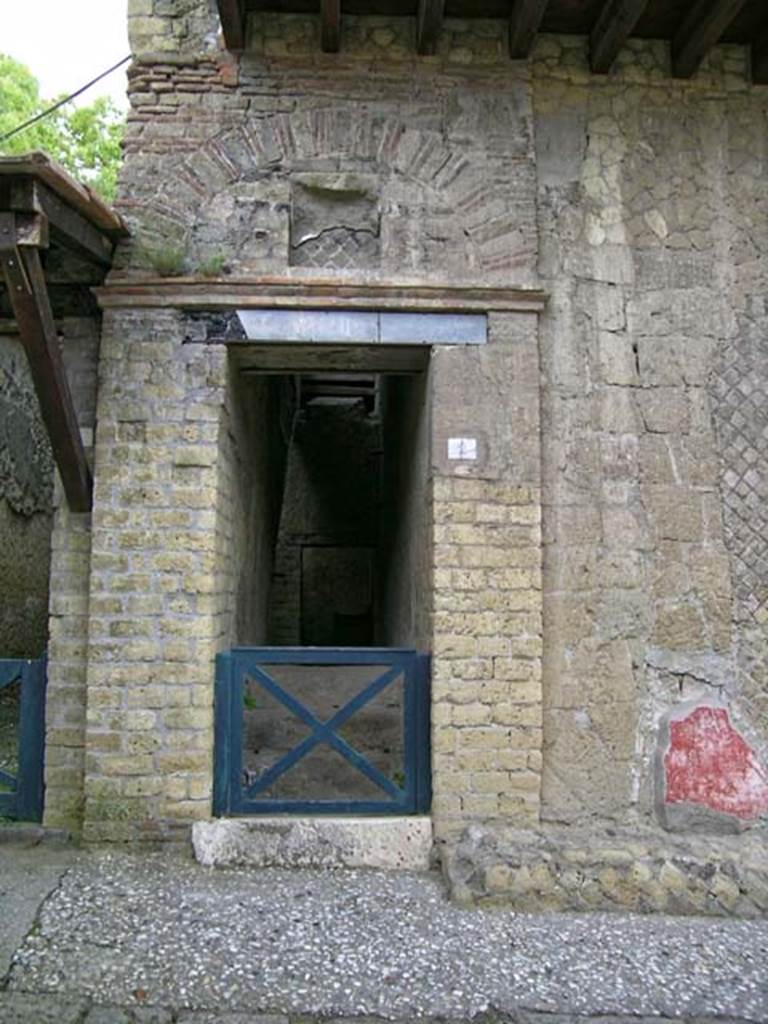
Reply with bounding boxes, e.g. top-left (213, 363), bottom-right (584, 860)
top-left (380, 373), bottom-right (432, 651)
top-left (0, 316), bottom-right (99, 829)
top-left (122, 14), bottom-right (538, 287)
top-left (269, 397), bottom-right (381, 645)
top-left (532, 36), bottom-right (768, 835)
top-left (217, 366), bottom-right (286, 648)
top-left (76, 3), bottom-right (768, 865)
top-left (0, 332), bottom-right (52, 659)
